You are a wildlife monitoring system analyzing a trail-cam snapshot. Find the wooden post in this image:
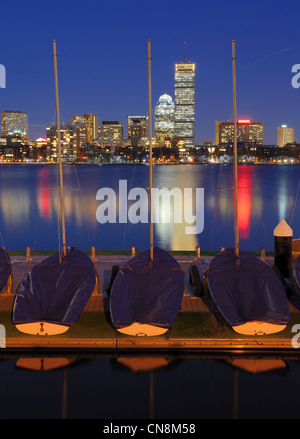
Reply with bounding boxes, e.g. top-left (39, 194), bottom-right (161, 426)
top-left (6, 275), bottom-right (12, 294)
top-left (26, 246), bottom-right (33, 262)
top-left (196, 246), bottom-right (200, 260)
top-left (92, 274), bottom-right (99, 296)
top-left (91, 246), bottom-right (98, 262)
top-left (131, 246), bottom-right (136, 258)
top-left (274, 219), bottom-right (293, 279)
top-left (260, 247), bottom-right (265, 262)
